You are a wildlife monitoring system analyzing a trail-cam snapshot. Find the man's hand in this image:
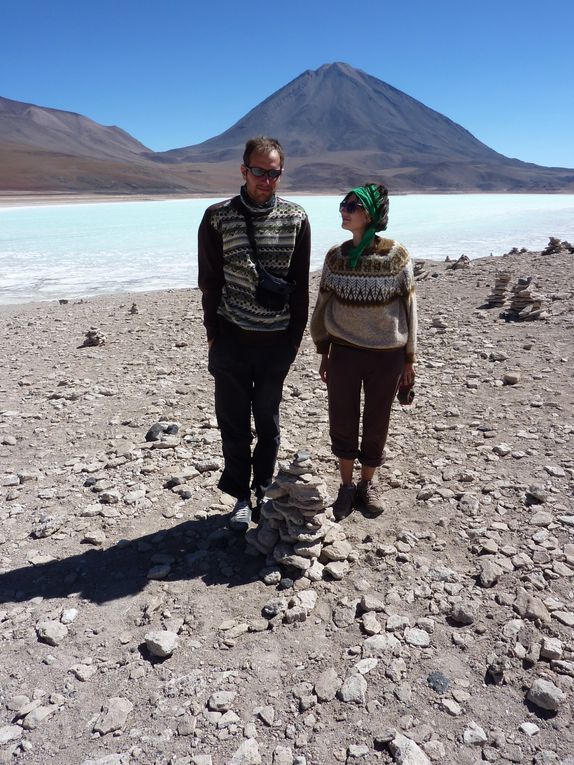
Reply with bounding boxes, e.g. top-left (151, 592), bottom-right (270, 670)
top-left (319, 354), bottom-right (328, 383)
top-left (402, 362), bottom-right (415, 387)
top-left (208, 338), bottom-right (215, 349)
